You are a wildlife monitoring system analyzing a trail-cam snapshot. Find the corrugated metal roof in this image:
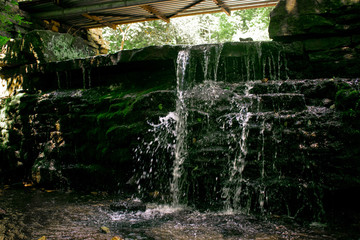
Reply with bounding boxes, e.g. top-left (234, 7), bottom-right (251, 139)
top-left (19, 0), bottom-right (278, 29)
